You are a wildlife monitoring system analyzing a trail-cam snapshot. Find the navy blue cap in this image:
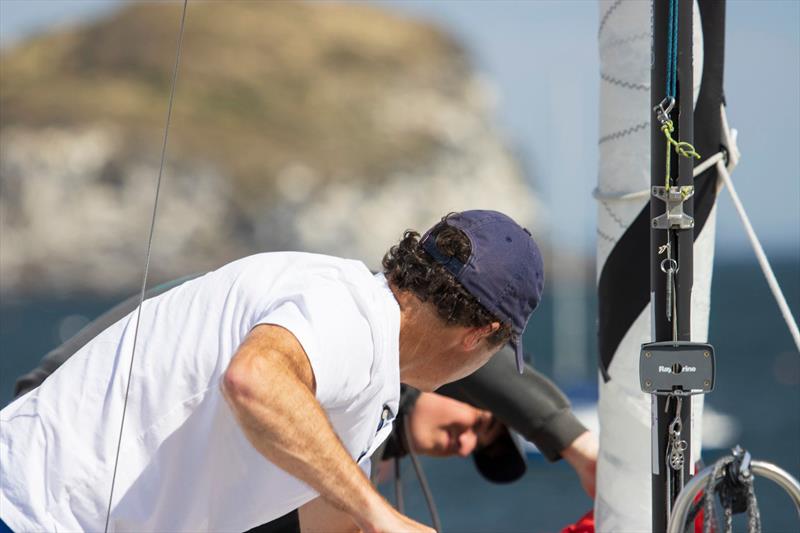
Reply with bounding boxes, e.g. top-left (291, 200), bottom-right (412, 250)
top-left (420, 210), bottom-right (544, 374)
